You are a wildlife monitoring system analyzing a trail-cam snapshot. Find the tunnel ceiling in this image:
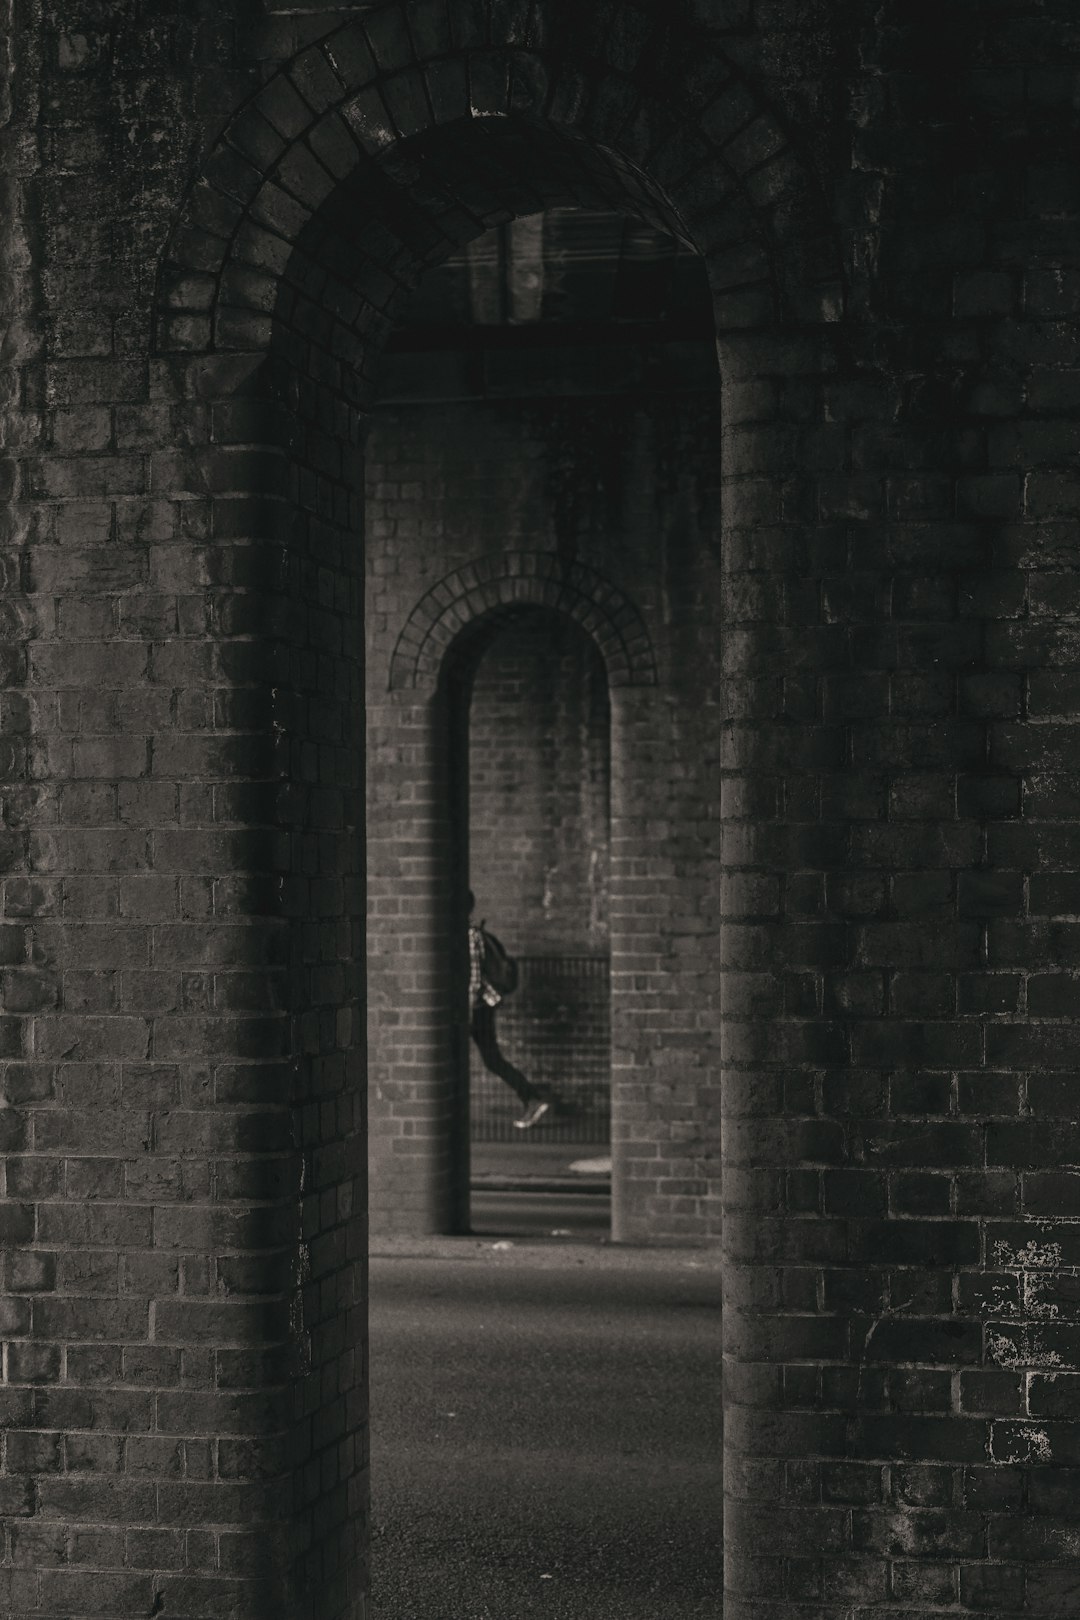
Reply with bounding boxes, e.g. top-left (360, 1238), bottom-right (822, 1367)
top-left (386, 207), bottom-right (714, 349)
